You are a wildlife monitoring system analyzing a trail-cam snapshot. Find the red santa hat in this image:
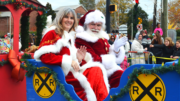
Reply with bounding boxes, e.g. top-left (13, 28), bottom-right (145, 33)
top-left (76, 10), bottom-right (106, 33)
